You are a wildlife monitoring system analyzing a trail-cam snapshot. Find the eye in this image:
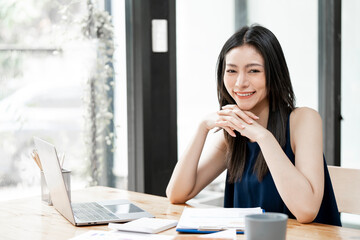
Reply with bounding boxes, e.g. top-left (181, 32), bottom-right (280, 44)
top-left (249, 69), bottom-right (260, 73)
top-left (226, 69), bottom-right (236, 73)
